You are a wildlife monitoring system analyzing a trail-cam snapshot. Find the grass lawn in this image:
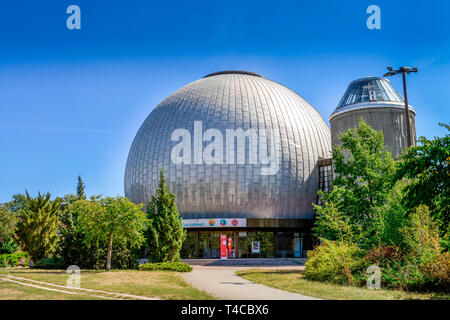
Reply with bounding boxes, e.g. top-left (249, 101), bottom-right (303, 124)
top-left (236, 269), bottom-right (450, 300)
top-left (0, 268), bottom-right (215, 300)
top-left (0, 276), bottom-right (104, 300)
